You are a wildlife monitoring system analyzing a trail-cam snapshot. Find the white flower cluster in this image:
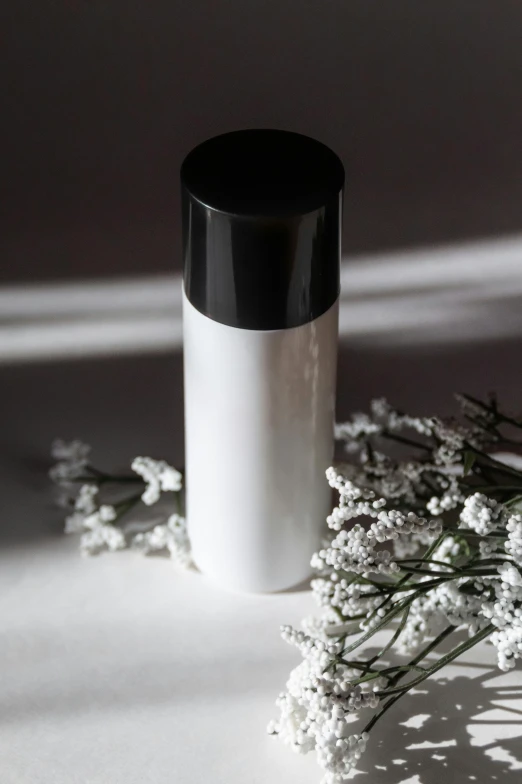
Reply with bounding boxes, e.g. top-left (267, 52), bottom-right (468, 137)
top-left (301, 612), bottom-right (343, 641)
top-left (368, 509), bottom-right (442, 542)
top-left (49, 439), bottom-right (90, 484)
top-left (311, 576), bottom-right (382, 622)
top-left (482, 562), bottom-right (522, 671)
top-left (313, 525), bottom-right (400, 576)
top-left (131, 457), bottom-right (183, 506)
top-left (373, 399), bottom-right (434, 438)
top-left (316, 472), bottom-right (441, 578)
top-left (80, 504), bottom-right (126, 556)
top-left (64, 484), bottom-right (98, 533)
top-left (132, 514), bottom-right (193, 569)
top-left (325, 468), bottom-right (386, 531)
top-left (427, 476), bottom-right (465, 516)
top-left (459, 493), bottom-right (507, 536)
top-left (506, 515), bottom-right (522, 561)
top-left (273, 399), bottom-right (522, 782)
top-left (391, 528), bottom-right (436, 560)
top-left (454, 393), bottom-right (497, 424)
top-left (280, 626), bottom-right (342, 664)
top-left (63, 483), bottom-right (125, 555)
top-left (392, 537), bottom-right (472, 654)
top-left (335, 401), bottom-right (490, 529)
top-left (431, 534), bottom-right (464, 565)
top-left (338, 453), bottom-right (431, 508)
top-left (334, 399), bottom-right (434, 455)
top-left (396, 532), bottom-right (507, 656)
top-left (397, 577), bottom-right (486, 656)
top-left (397, 590), bottom-right (443, 655)
top-left (477, 515), bottom-right (522, 671)
top-left (429, 418), bottom-right (467, 466)
top-left (479, 538), bottom-right (499, 559)
top-left (334, 414), bottom-right (382, 449)
top-left (52, 442), bottom-right (188, 564)
top-left (269, 629), bottom-right (376, 782)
